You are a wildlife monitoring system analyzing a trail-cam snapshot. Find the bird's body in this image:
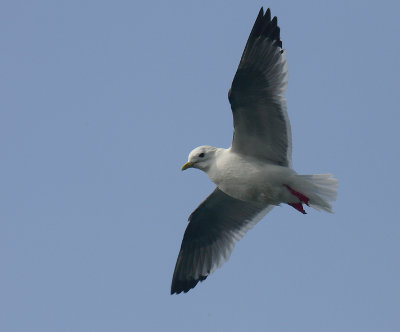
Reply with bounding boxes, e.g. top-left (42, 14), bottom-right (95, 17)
top-left (171, 7), bottom-right (338, 294)
top-left (187, 145), bottom-right (336, 211)
top-left (203, 147), bottom-right (296, 205)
